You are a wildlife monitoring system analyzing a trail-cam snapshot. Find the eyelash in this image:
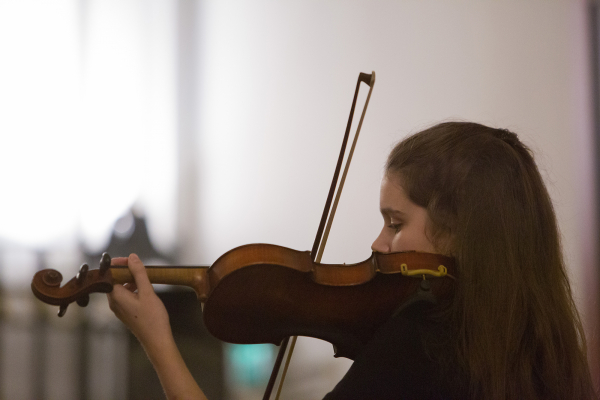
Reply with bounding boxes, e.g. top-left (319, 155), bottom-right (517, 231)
top-left (388, 223), bottom-right (402, 233)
